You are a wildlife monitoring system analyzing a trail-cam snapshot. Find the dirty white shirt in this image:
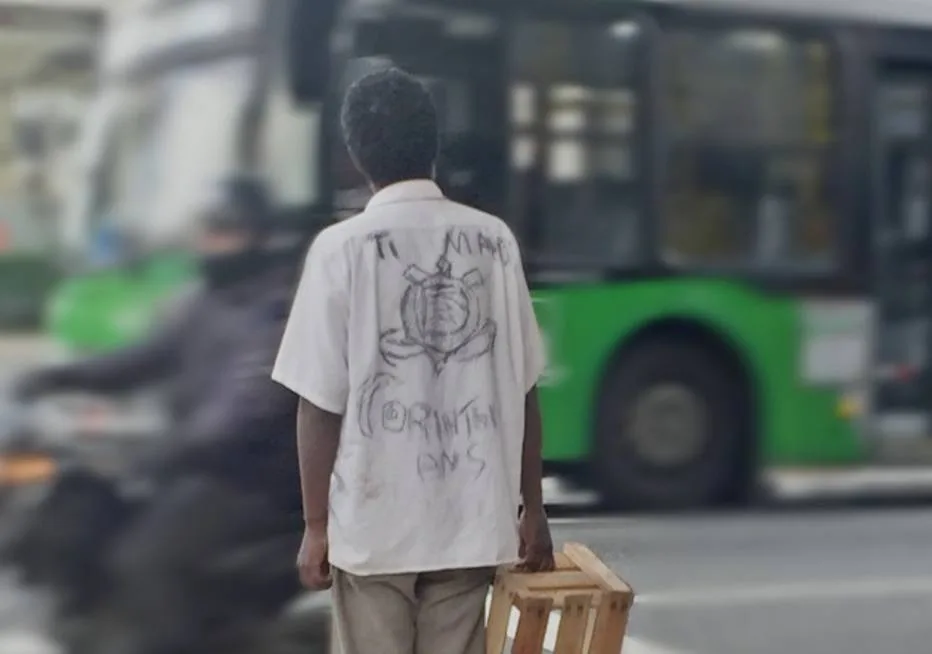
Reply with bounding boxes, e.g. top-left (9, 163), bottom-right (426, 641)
top-left (272, 180), bottom-right (545, 576)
